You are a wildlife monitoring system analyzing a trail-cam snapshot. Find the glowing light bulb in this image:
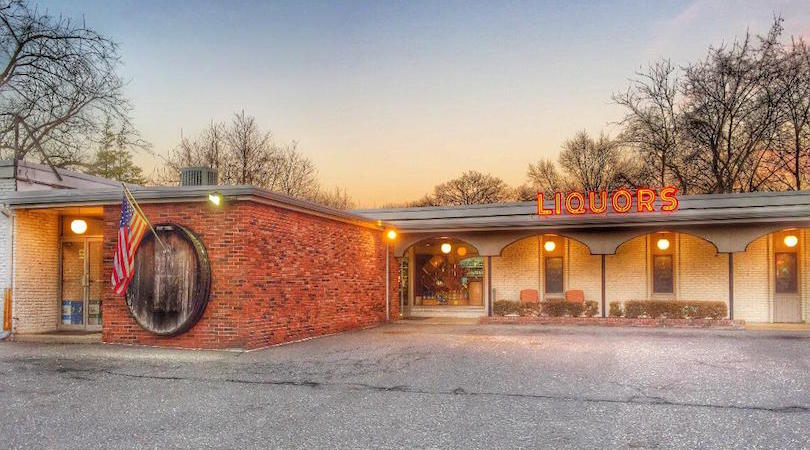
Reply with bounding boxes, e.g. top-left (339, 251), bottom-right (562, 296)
top-left (543, 240), bottom-right (556, 252)
top-left (657, 238), bottom-right (670, 251)
top-left (70, 219), bottom-right (87, 235)
top-left (784, 235), bottom-right (798, 248)
top-left (386, 230), bottom-right (397, 240)
top-left (441, 243), bottom-right (452, 254)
